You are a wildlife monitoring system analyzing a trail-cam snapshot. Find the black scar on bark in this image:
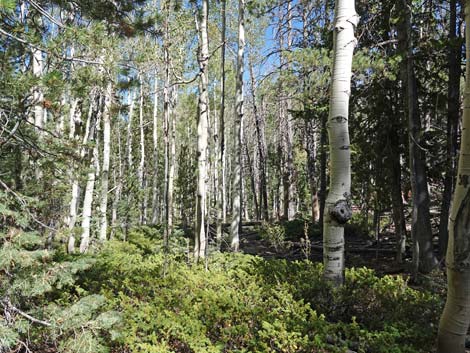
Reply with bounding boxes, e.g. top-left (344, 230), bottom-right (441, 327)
top-left (329, 199), bottom-right (352, 225)
top-left (459, 174), bottom-right (469, 187)
top-left (331, 115), bottom-right (348, 123)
